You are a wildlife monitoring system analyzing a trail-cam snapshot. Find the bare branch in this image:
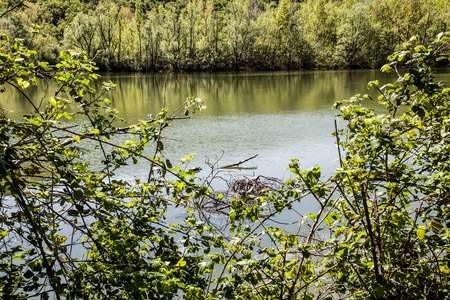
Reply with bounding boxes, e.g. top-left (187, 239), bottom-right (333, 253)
top-left (219, 153), bottom-right (258, 169)
top-left (0, 0), bottom-right (27, 18)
